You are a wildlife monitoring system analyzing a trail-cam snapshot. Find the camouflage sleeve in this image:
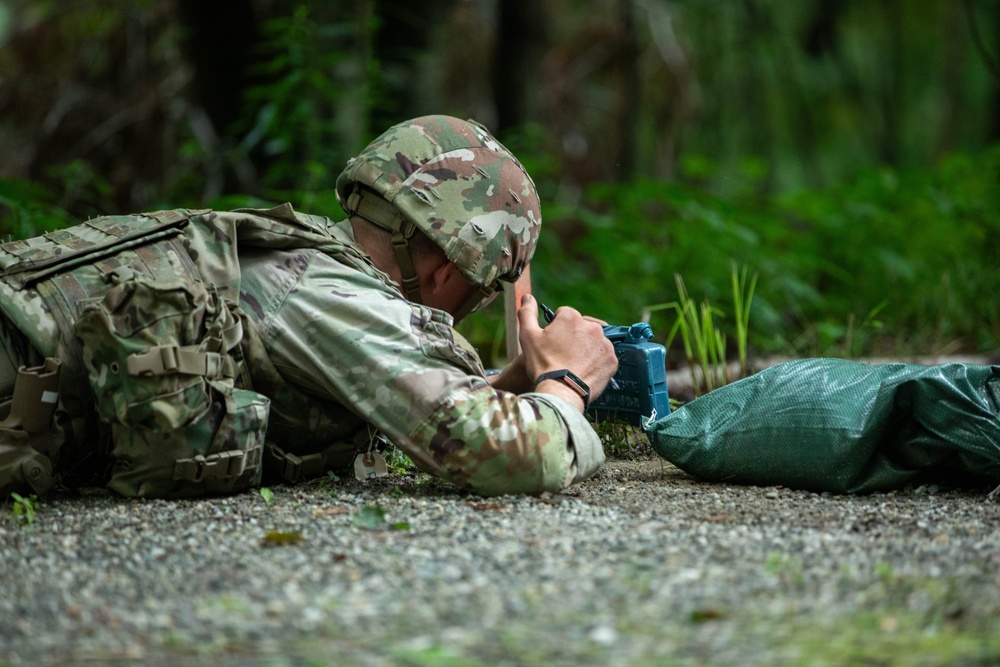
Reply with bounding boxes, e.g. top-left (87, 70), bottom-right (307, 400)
top-left (406, 385), bottom-right (607, 495)
top-left (262, 252), bottom-right (605, 496)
